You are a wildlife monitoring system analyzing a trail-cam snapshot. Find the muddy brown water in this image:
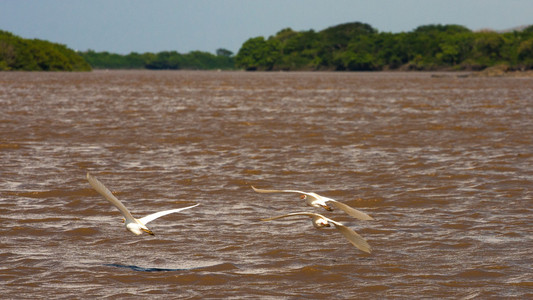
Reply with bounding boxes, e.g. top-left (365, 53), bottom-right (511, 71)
top-left (0, 70), bottom-right (532, 299)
